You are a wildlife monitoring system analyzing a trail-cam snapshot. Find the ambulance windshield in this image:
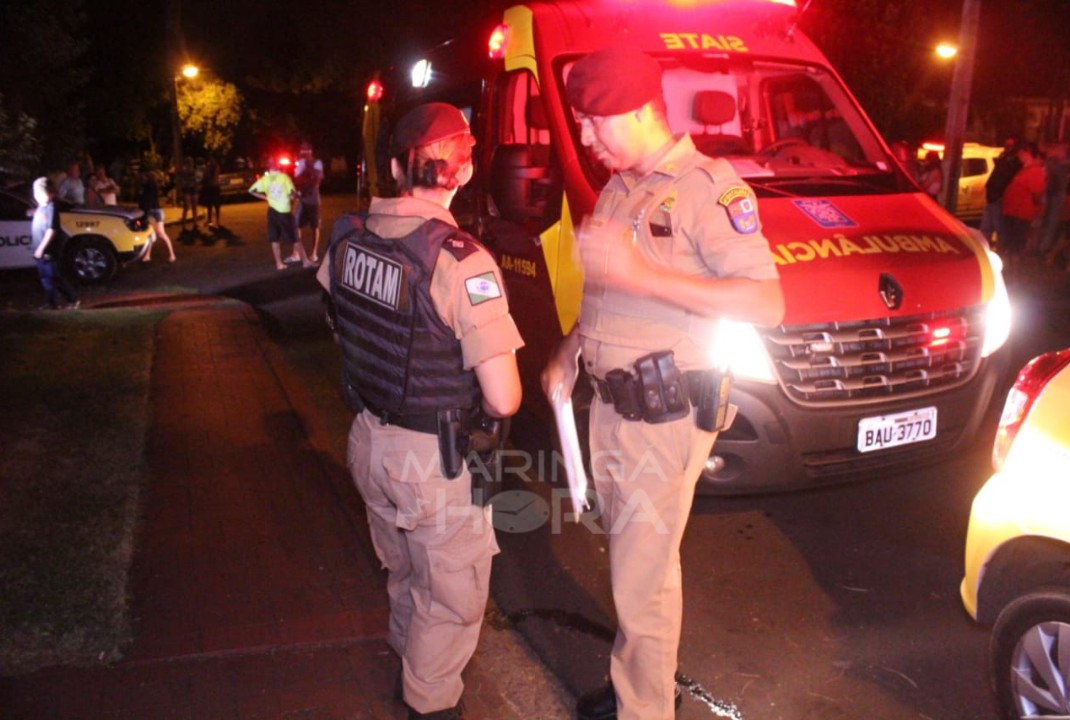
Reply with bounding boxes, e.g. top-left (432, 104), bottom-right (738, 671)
top-left (565, 56), bottom-right (911, 197)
